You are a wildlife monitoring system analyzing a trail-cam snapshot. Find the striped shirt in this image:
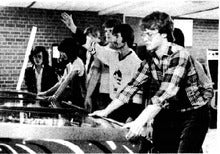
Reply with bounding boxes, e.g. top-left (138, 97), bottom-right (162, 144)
top-left (116, 44), bottom-right (213, 112)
